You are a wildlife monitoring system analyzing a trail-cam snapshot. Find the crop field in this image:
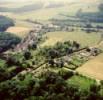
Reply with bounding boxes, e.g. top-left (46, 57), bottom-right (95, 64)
top-left (0, 3), bottom-right (26, 8)
top-left (0, 1), bottom-right (34, 8)
top-left (6, 26), bottom-right (31, 38)
top-left (6, 6), bottom-right (71, 21)
top-left (14, 20), bottom-right (35, 28)
top-left (1, 1), bottom-right (99, 22)
top-left (76, 53), bottom-right (103, 80)
top-left (42, 31), bottom-right (101, 47)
